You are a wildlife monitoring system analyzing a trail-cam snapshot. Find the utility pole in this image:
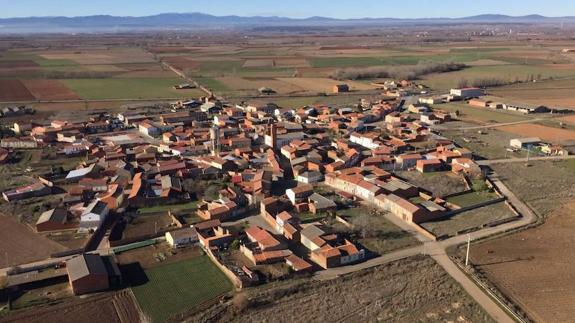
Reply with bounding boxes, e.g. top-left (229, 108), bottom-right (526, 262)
top-left (465, 234), bottom-right (471, 267)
